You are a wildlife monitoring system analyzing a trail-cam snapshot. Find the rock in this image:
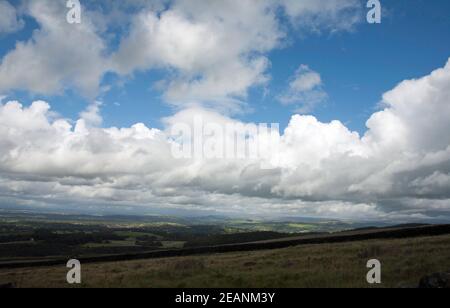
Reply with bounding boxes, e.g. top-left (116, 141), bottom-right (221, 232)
top-left (0, 283), bottom-right (15, 289)
top-left (419, 271), bottom-right (450, 288)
